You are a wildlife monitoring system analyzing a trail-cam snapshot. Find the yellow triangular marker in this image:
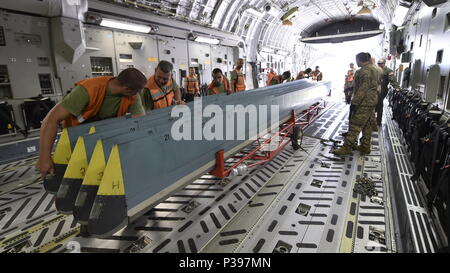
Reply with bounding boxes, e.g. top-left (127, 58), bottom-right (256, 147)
top-left (97, 145), bottom-right (125, 196)
top-left (63, 136), bottom-right (88, 179)
top-left (52, 128), bottom-right (72, 164)
top-left (82, 140), bottom-right (106, 186)
top-left (88, 126), bottom-right (96, 134)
